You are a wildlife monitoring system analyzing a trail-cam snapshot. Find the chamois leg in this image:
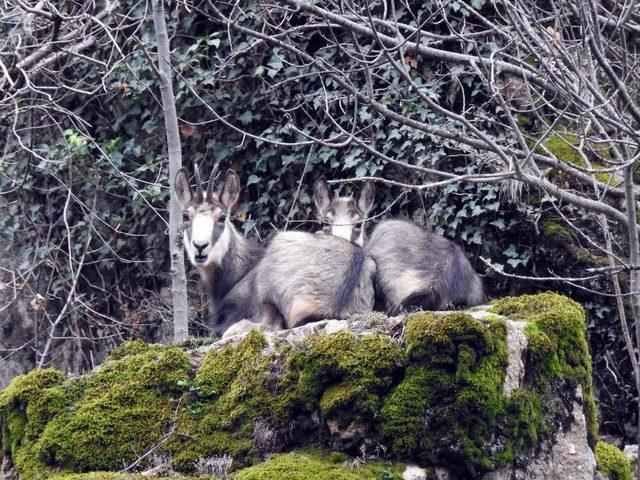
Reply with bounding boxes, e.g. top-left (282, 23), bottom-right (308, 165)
top-left (260, 302), bottom-right (286, 331)
top-left (287, 296), bottom-right (323, 329)
top-left (399, 290), bottom-right (442, 313)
